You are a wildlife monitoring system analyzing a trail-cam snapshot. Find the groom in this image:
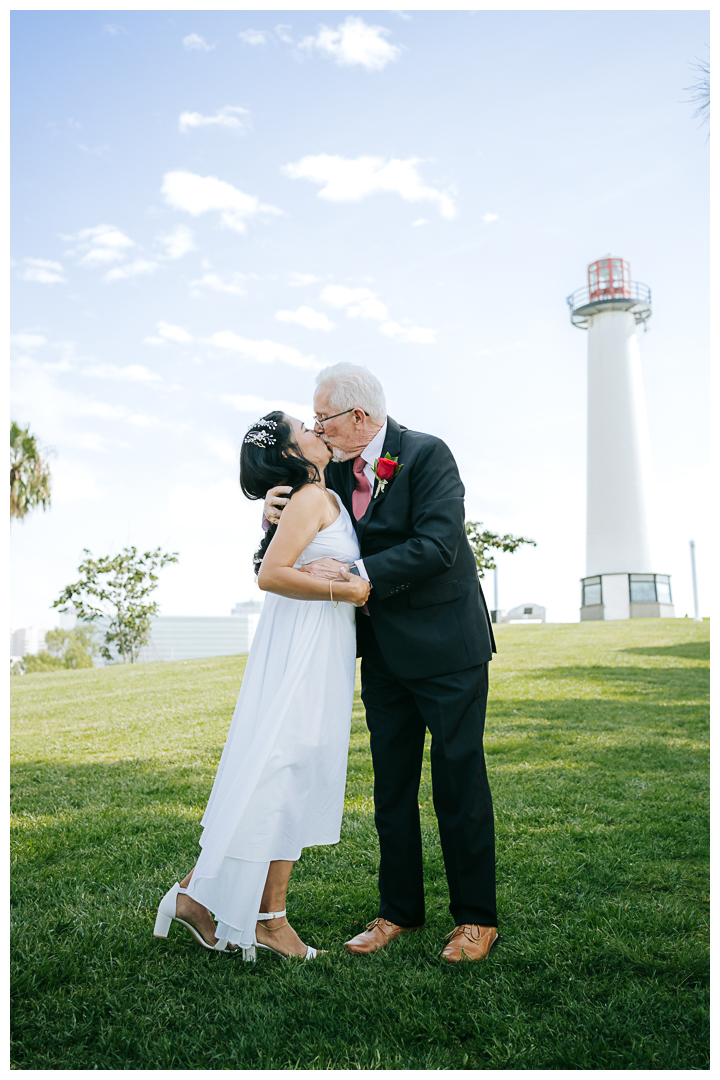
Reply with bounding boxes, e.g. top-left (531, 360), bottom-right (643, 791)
top-left (264, 362), bottom-right (498, 961)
